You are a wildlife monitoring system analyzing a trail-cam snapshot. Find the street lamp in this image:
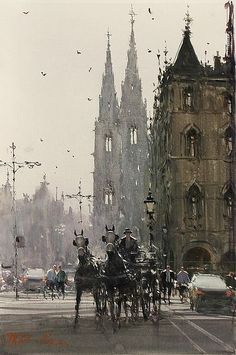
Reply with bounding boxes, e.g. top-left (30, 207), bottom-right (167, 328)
top-left (66, 179), bottom-right (94, 227)
top-left (144, 188), bottom-right (156, 249)
top-left (0, 142), bottom-right (41, 299)
top-left (162, 225), bottom-right (168, 268)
